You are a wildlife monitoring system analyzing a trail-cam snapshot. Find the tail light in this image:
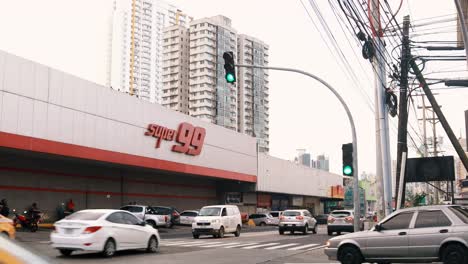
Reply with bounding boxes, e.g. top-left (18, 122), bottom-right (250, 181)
top-left (345, 216), bottom-right (354, 223)
top-left (173, 212), bottom-right (179, 217)
top-left (165, 216), bottom-right (168, 222)
top-left (279, 216), bottom-right (285, 221)
top-left (296, 216), bottom-right (304, 220)
top-left (327, 216), bottom-right (335, 224)
top-left (82, 226), bottom-right (102, 234)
